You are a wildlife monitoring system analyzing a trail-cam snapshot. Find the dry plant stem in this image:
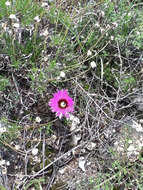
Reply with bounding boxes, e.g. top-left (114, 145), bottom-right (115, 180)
top-left (26, 118), bottom-right (58, 130)
top-left (113, 41), bottom-right (123, 115)
top-left (43, 41), bottom-right (110, 83)
top-left (100, 57), bottom-right (104, 86)
top-left (0, 139), bottom-right (25, 156)
top-left (11, 73), bottom-right (24, 108)
top-left (19, 142), bottom-right (87, 188)
top-left (75, 19), bottom-right (91, 44)
top-left (91, 27), bottom-right (111, 50)
top-left (117, 40), bottom-right (123, 67)
top-left (42, 130), bottom-right (46, 178)
top-left (94, 170), bottom-right (122, 189)
top-left (73, 79), bottom-right (114, 121)
top-left (45, 165), bottom-right (58, 190)
top-left (2, 174), bottom-right (10, 190)
top-left (24, 151), bottom-right (29, 176)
